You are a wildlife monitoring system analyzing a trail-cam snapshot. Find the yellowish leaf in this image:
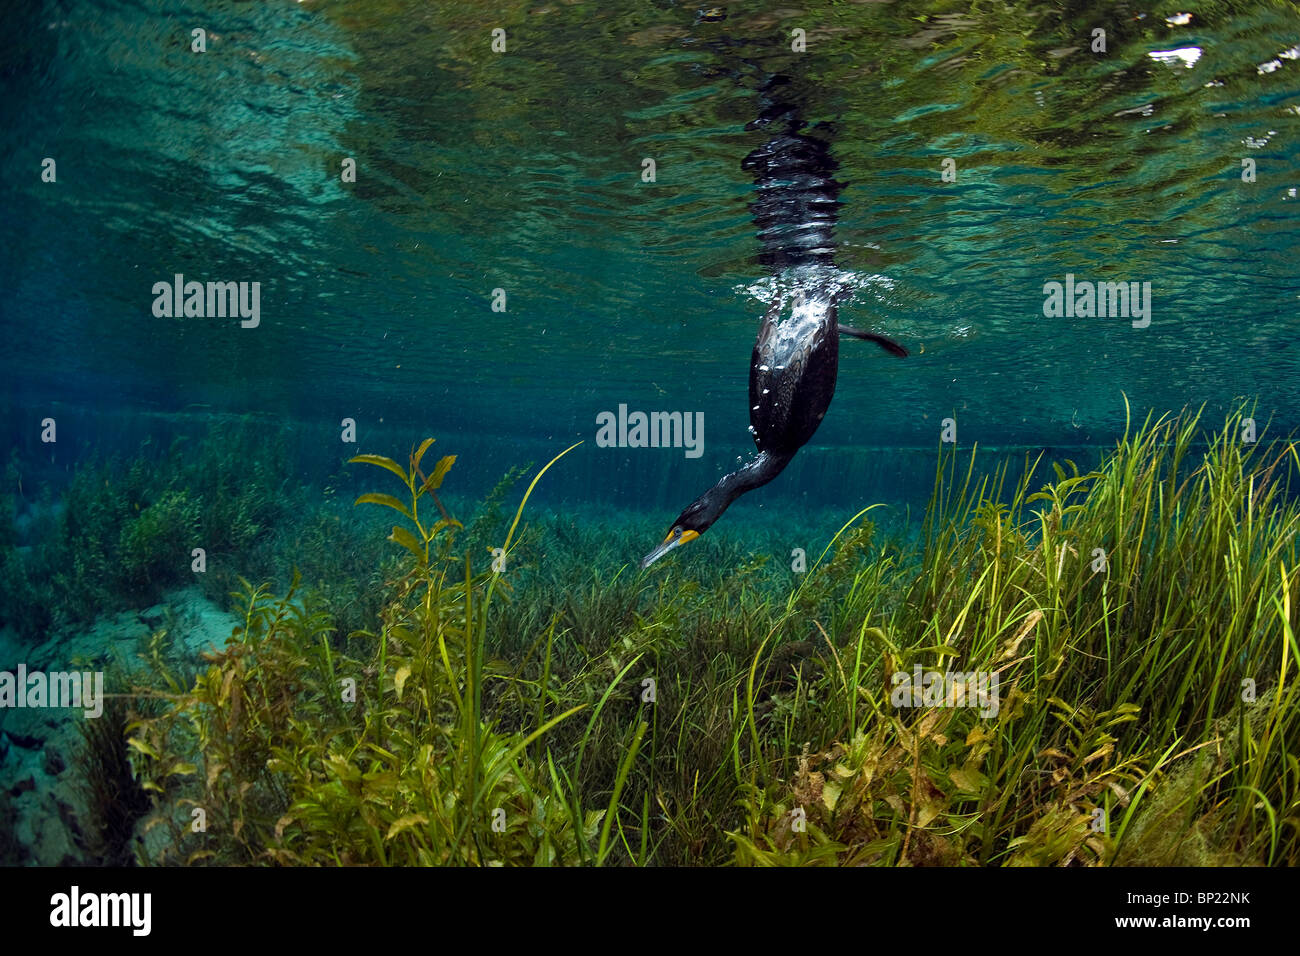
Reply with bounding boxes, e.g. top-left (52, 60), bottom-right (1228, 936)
top-left (348, 454), bottom-right (409, 484)
top-left (389, 526), bottom-right (425, 562)
top-left (949, 767), bottom-right (986, 793)
top-left (916, 799), bottom-right (943, 828)
top-left (412, 437), bottom-right (436, 473)
top-left (426, 455), bottom-right (456, 490)
top-left (821, 779), bottom-right (842, 812)
top-left (127, 737), bottom-right (159, 759)
top-left (999, 609), bottom-right (1043, 660)
top-left (353, 492), bottom-right (414, 521)
top-left (385, 814), bottom-right (429, 840)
